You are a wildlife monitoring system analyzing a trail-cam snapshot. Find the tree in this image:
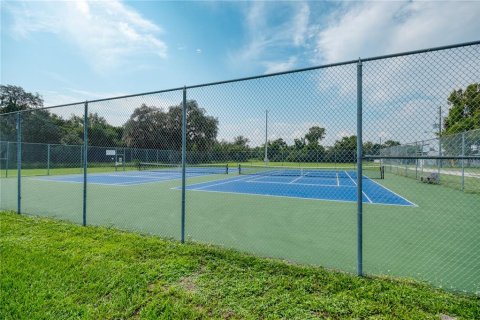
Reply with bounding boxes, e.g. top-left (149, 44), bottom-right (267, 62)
top-left (443, 83), bottom-right (480, 135)
top-left (0, 85), bottom-right (46, 142)
top-left (383, 140), bottom-right (401, 148)
top-left (212, 136), bottom-right (252, 162)
top-left (122, 104), bottom-right (169, 149)
top-left (330, 135), bottom-right (357, 163)
top-left (233, 136), bottom-right (249, 148)
top-left (122, 100), bottom-right (218, 152)
top-left (293, 138), bottom-right (306, 150)
top-left (265, 138), bottom-right (288, 162)
top-left (0, 85), bottom-right (67, 144)
top-left (304, 126), bottom-right (326, 146)
top-left (363, 141), bottom-right (382, 156)
top-left (21, 110), bottom-right (64, 144)
top-left (63, 113), bottom-right (123, 147)
top-left (0, 85), bottom-right (43, 113)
